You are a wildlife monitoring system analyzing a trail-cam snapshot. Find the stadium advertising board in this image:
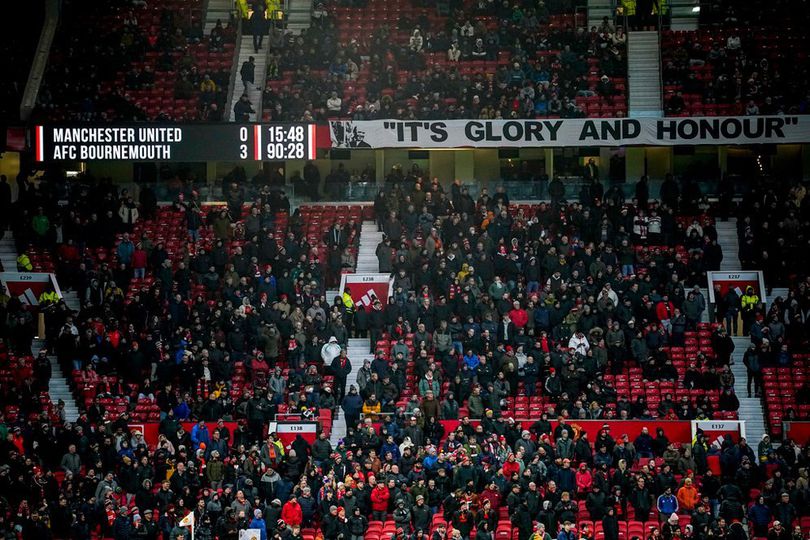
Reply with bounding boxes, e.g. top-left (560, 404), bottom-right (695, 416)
top-left (330, 115), bottom-right (810, 148)
top-left (34, 124), bottom-right (317, 161)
